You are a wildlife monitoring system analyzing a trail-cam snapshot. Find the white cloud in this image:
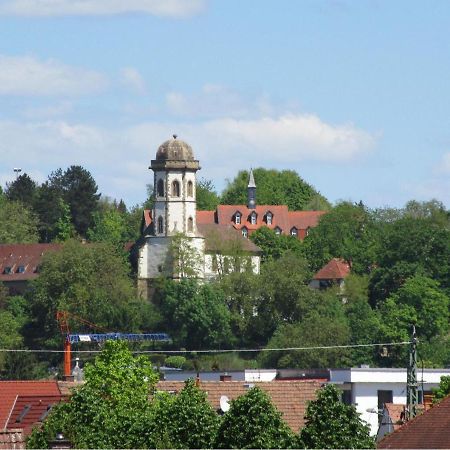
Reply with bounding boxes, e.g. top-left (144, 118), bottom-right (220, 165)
top-left (0, 114), bottom-right (375, 207)
top-left (120, 67), bottom-right (147, 94)
top-left (166, 84), bottom-right (274, 119)
top-left (0, 0), bottom-right (206, 17)
top-left (0, 55), bottom-right (107, 96)
top-left (22, 101), bottom-right (73, 119)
